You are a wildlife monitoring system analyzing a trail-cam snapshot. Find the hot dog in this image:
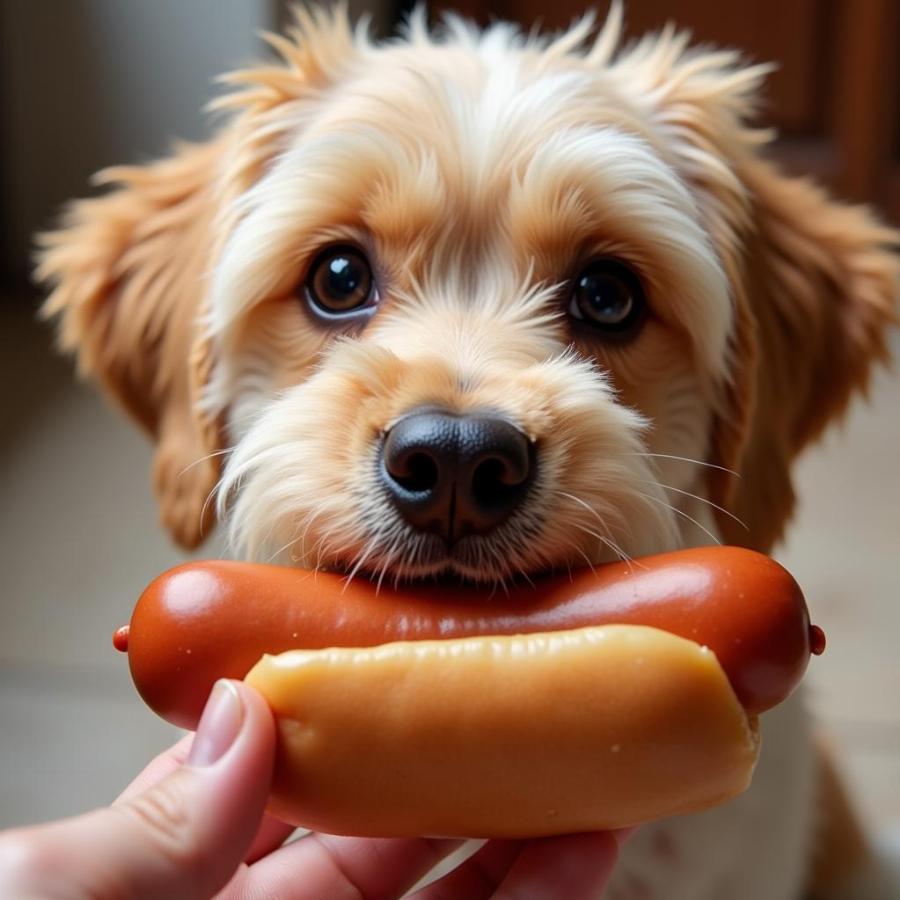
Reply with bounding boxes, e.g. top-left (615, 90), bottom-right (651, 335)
top-left (115, 546), bottom-right (823, 836)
